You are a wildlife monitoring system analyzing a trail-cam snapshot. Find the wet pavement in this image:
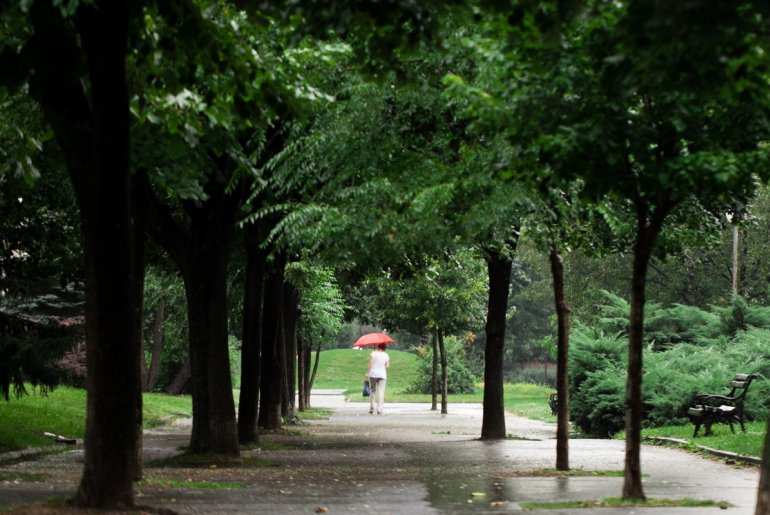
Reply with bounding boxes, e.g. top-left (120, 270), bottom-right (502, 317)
top-left (0, 390), bottom-right (762, 514)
